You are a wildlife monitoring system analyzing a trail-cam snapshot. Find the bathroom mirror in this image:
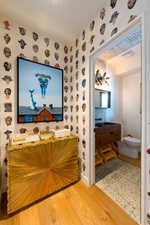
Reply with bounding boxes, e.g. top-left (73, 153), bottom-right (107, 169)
top-left (95, 89), bottom-right (111, 108)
